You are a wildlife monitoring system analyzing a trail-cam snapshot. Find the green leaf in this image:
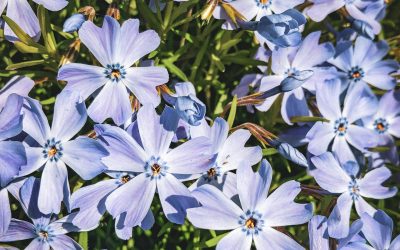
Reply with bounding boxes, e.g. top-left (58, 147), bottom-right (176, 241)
top-left (136, 0), bottom-right (160, 31)
top-left (262, 148), bottom-right (278, 156)
top-left (162, 60), bottom-right (188, 81)
top-left (37, 5), bottom-right (58, 57)
top-left (211, 53), bottom-right (225, 72)
top-left (2, 15), bottom-right (43, 47)
top-left (222, 55), bottom-right (267, 66)
top-left (227, 95), bottom-right (238, 128)
top-left (157, 222), bottom-right (173, 237)
top-left (367, 146), bottom-right (391, 152)
top-left (40, 97), bottom-right (56, 105)
top-left (6, 59), bottom-right (46, 70)
top-left (290, 116), bottom-right (330, 123)
top-left (13, 42), bottom-right (47, 54)
top-left (202, 232), bottom-right (229, 247)
top-left (78, 232), bottom-right (88, 250)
